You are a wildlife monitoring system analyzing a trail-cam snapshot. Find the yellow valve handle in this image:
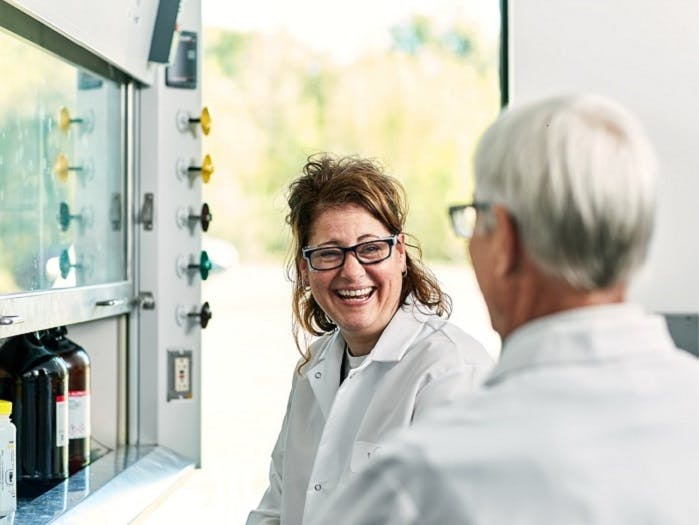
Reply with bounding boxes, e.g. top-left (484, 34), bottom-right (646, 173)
top-left (200, 107), bottom-right (211, 136)
top-left (201, 154), bottom-right (214, 183)
top-left (53, 153), bottom-right (82, 182)
top-left (58, 107), bottom-right (72, 133)
top-left (58, 106), bottom-right (84, 133)
top-left (53, 153), bottom-right (69, 182)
